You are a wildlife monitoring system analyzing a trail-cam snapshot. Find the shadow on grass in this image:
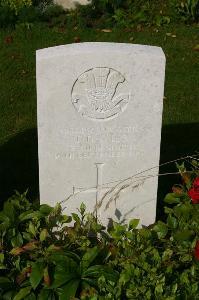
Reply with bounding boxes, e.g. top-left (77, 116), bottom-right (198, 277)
top-left (0, 128), bottom-right (39, 209)
top-left (0, 124), bottom-right (198, 217)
